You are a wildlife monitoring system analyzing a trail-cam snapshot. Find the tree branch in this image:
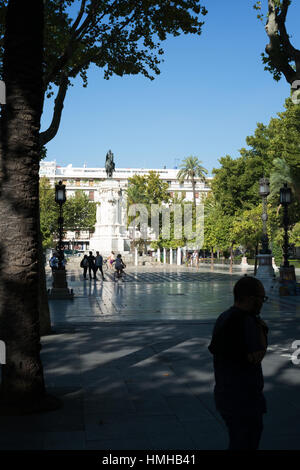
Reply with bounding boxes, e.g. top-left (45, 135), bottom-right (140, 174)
top-left (75, 0), bottom-right (114, 39)
top-left (70, 0), bottom-right (87, 34)
top-left (69, 9), bottom-right (138, 78)
top-left (265, 0), bottom-right (297, 84)
top-left (44, 1), bottom-right (119, 87)
top-left (39, 74), bottom-right (69, 146)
